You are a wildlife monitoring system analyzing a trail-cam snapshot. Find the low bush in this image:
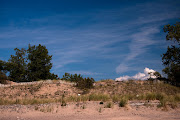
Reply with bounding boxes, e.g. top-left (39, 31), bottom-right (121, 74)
top-left (119, 98), bottom-right (128, 107)
top-left (61, 73), bottom-right (95, 90)
top-left (157, 98), bottom-right (167, 108)
top-left (104, 102), bottom-right (113, 108)
top-left (0, 71), bottom-right (8, 84)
